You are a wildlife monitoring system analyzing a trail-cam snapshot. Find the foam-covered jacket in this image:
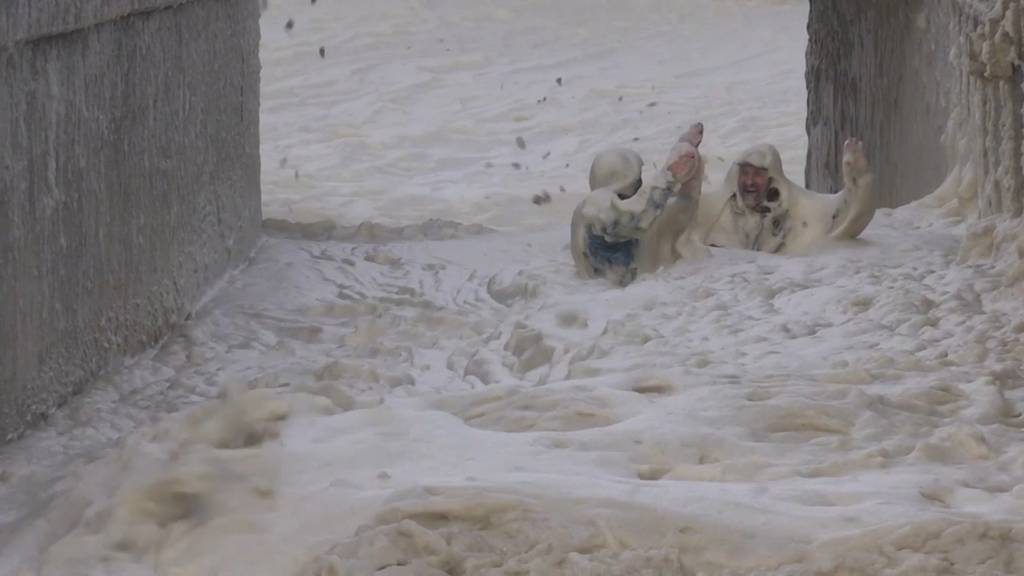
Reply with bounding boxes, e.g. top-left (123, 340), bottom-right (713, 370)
top-left (694, 142), bottom-right (874, 255)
